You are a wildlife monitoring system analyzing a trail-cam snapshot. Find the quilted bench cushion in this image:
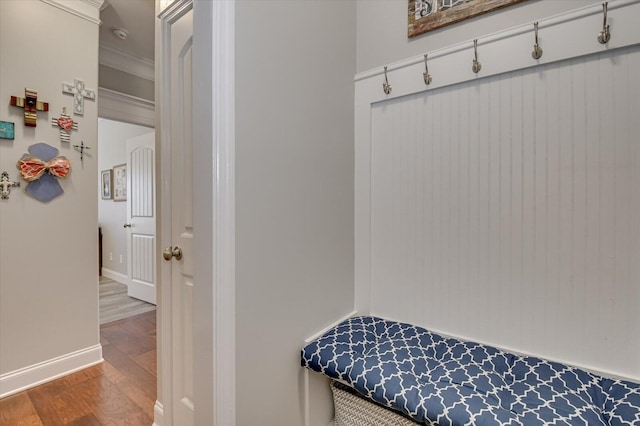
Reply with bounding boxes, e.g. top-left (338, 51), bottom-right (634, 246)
top-left (301, 316), bottom-right (640, 425)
